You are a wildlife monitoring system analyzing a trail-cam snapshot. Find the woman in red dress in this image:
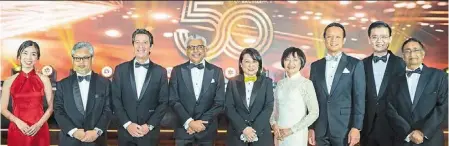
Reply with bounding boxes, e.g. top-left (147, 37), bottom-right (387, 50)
top-left (1, 40), bottom-right (53, 146)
